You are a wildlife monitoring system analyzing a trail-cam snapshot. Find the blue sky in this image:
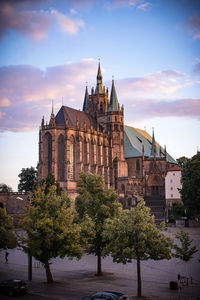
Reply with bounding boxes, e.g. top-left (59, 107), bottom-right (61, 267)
top-left (0, 0), bottom-right (200, 191)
